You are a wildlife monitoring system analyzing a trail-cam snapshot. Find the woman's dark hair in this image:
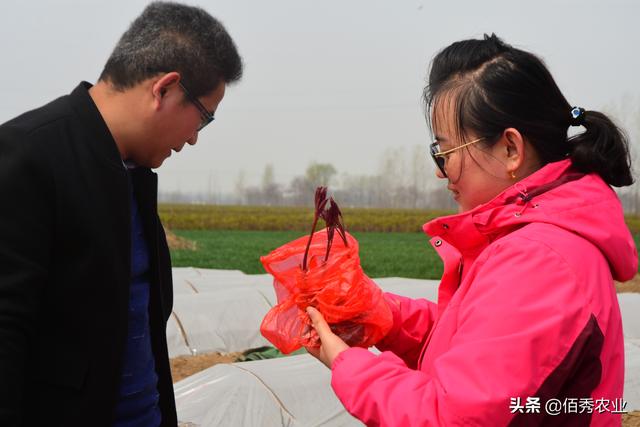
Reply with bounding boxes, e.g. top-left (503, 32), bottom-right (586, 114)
top-left (99, 2), bottom-right (243, 98)
top-left (424, 34), bottom-right (632, 187)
